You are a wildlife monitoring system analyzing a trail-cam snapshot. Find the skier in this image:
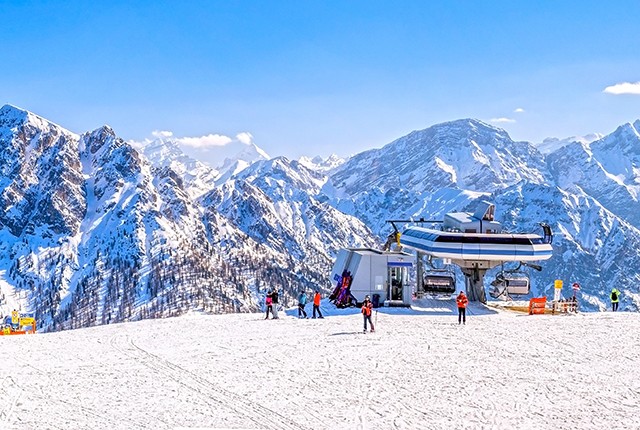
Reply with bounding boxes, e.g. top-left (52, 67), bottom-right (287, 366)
top-left (361, 295), bottom-right (375, 333)
top-left (456, 290), bottom-right (468, 325)
top-left (297, 291), bottom-right (308, 318)
top-left (264, 290), bottom-right (273, 319)
top-left (272, 288), bottom-right (280, 319)
top-left (610, 287), bottom-right (621, 312)
top-left (312, 290), bottom-right (324, 319)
